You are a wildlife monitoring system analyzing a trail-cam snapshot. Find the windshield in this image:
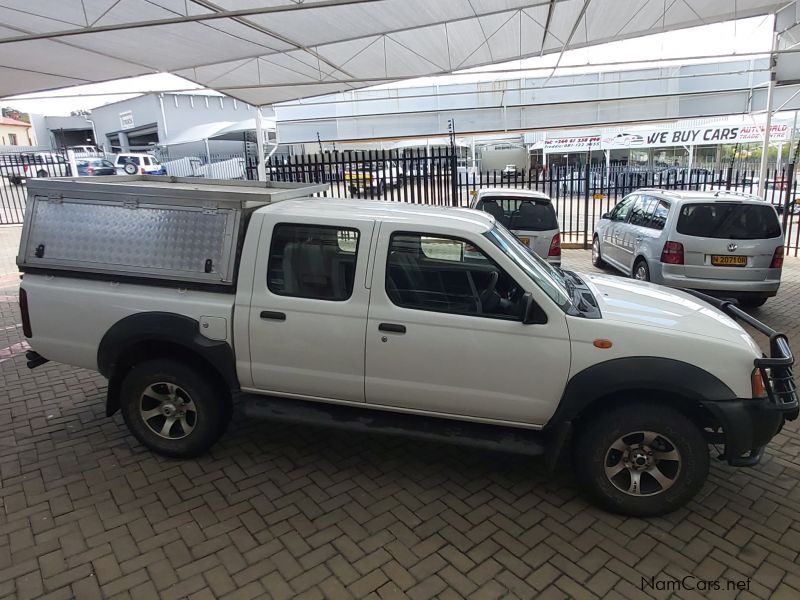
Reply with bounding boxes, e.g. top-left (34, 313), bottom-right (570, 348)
top-left (676, 202), bottom-right (781, 240)
top-left (485, 224), bottom-right (572, 311)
